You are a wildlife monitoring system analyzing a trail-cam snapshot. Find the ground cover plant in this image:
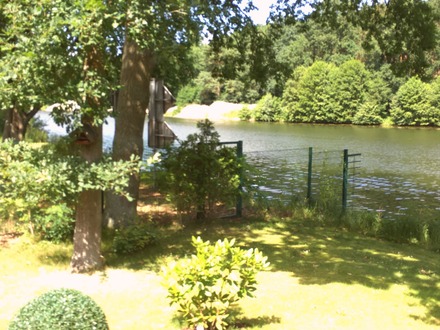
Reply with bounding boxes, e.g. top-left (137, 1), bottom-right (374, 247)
top-left (1, 189), bottom-right (440, 329)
